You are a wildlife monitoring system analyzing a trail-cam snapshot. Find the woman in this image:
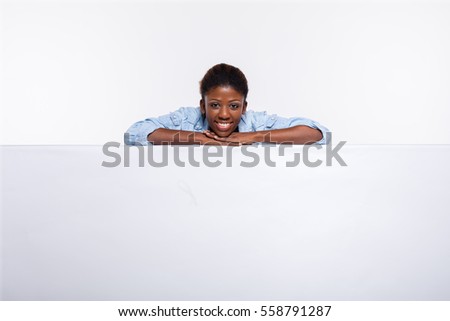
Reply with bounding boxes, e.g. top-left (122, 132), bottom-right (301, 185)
top-left (125, 63), bottom-right (329, 145)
